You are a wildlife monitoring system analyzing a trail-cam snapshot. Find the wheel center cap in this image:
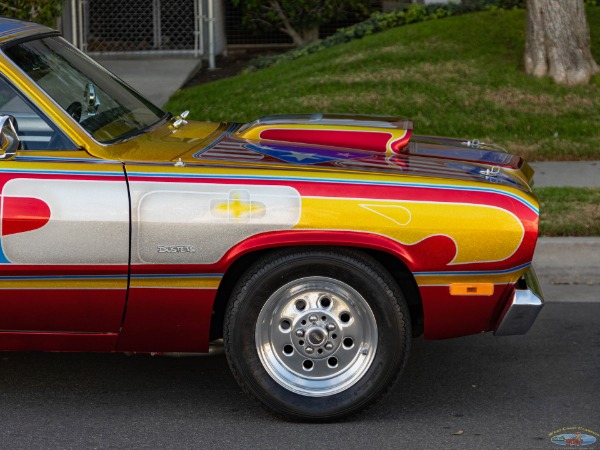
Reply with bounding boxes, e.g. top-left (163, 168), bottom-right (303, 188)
top-left (306, 327), bottom-right (326, 347)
